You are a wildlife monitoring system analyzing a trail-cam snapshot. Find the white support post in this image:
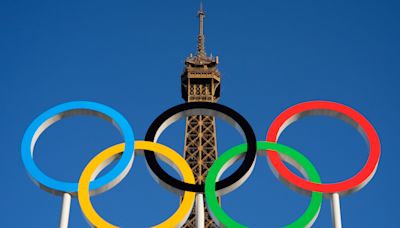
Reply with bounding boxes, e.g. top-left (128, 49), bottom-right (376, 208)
top-left (331, 193), bottom-right (342, 228)
top-left (59, 193), bottom-right (71, 228)
top-left (195, 194), bottom-right (205, 228)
